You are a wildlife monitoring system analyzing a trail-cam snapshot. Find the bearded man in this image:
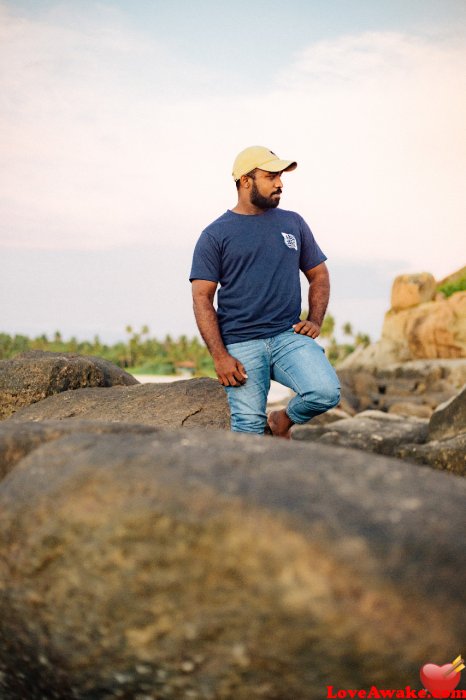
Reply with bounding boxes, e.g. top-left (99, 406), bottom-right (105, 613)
top-left (190, 146), bottom-right (340, 437)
